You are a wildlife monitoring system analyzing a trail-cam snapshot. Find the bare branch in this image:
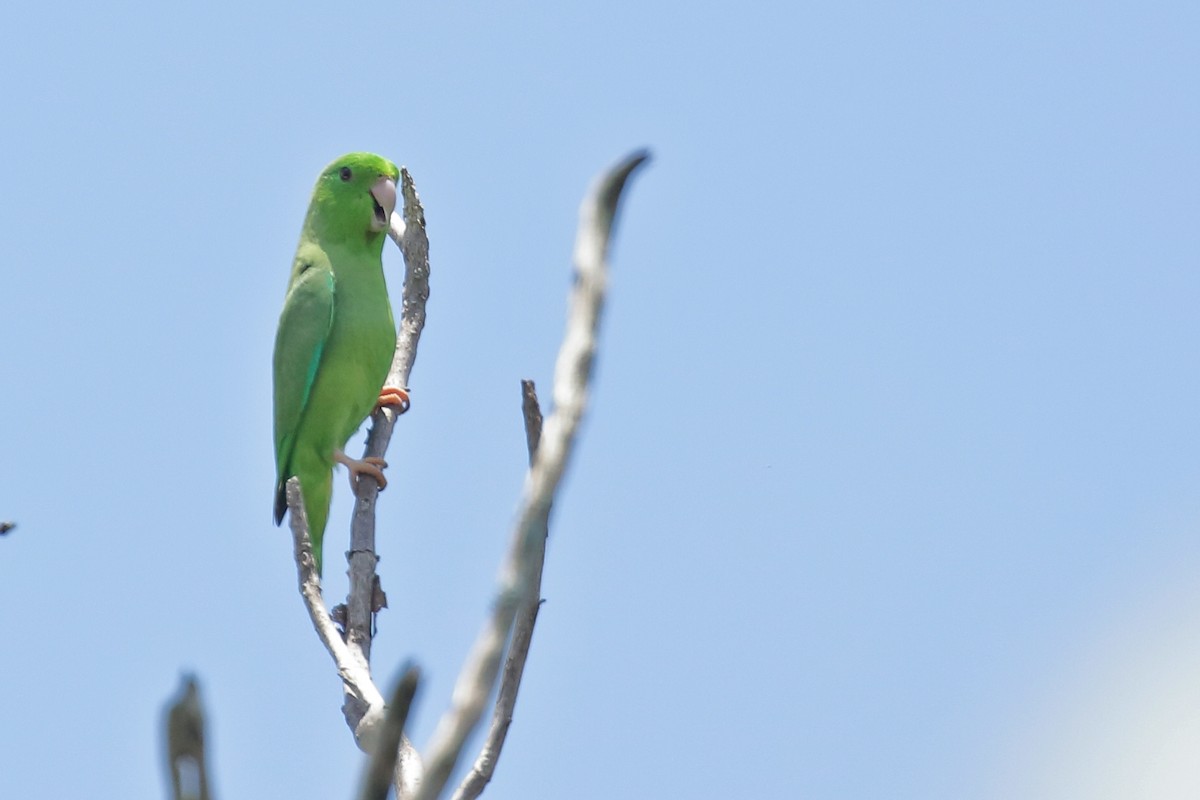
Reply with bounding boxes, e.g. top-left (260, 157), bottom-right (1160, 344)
top-left (305, 168), bottom-right (427, 794)
top-left (358, 666), bottom-right (421, 800)
top-left (165, 674), bottom-right (212, 800)
top-left (451, 382), bottom-right (547, 800)
top-left (418, 150), bottom-right (650, 800)
top-left (341, 168), bottom-right (431, 704)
